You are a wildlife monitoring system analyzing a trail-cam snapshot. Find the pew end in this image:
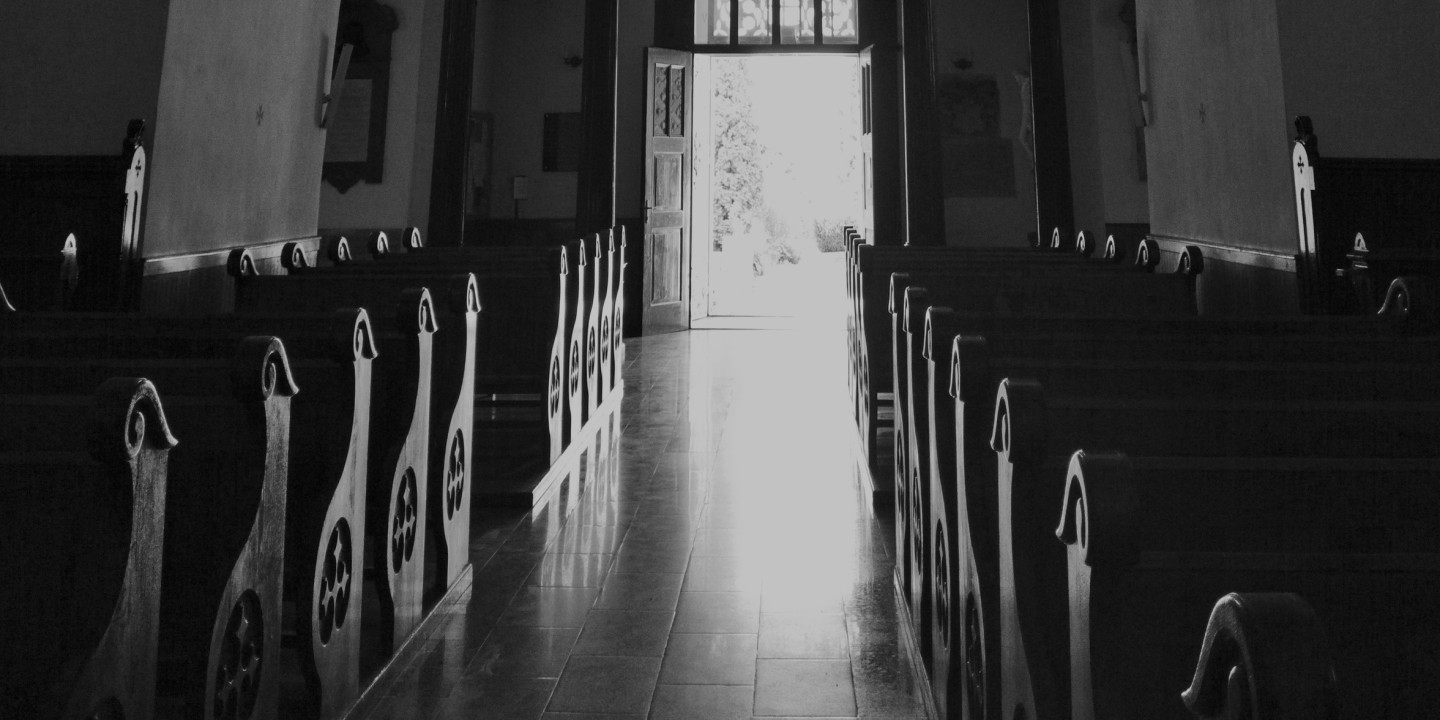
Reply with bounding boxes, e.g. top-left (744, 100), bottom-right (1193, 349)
top-left (0, 378), bottom-right (176, 720)
top-left (1181, 593), bottom-right (1335, 720)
